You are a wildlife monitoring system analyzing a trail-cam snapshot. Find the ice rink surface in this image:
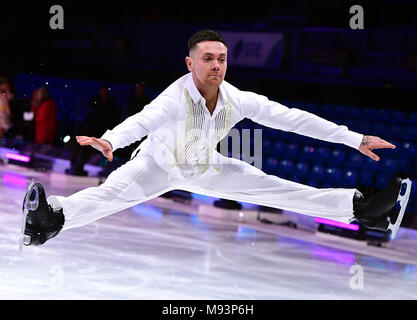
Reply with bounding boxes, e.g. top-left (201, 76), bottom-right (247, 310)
top-left (1, 164), bottom-right (417, 299)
